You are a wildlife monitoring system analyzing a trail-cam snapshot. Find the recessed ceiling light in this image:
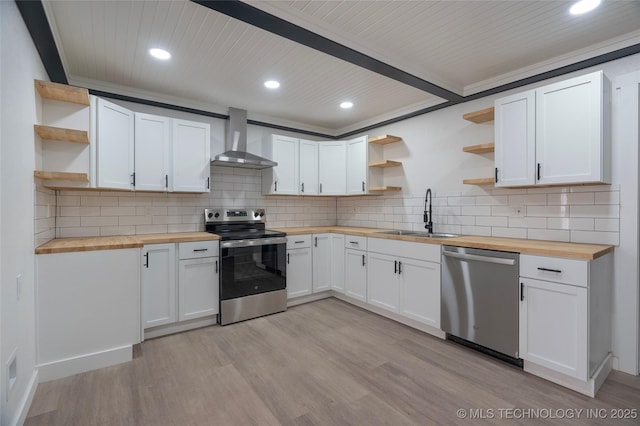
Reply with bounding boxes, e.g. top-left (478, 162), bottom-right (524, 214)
top-left (569, 0), bottom-right (601, 15)
top-left (340, 101), bottom-right (354, 109)
top-left (149, 48), bottom-right (171, 60)
top-left (264, 80), bottom-right (280, 89)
